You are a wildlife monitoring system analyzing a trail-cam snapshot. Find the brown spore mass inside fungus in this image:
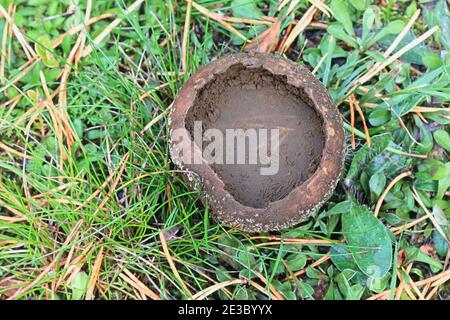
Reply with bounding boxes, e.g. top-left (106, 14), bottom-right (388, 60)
top-left (186, 65), bottom-right (325, 208)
